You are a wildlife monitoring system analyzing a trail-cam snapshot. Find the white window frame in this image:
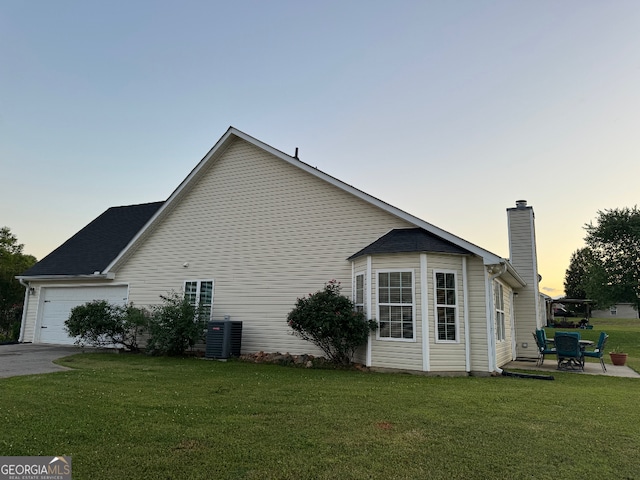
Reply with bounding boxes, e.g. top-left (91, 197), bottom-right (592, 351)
top-left (354, 272), bottom-right (366, 315)
top-left (376, 269), bottom-right (416, 342)
top-left (494, 280), bottom-right (506, 342)
top-left (433, 269), bottom-right (459, 343)
top-left (184, 279), bottom-right (214, 321)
